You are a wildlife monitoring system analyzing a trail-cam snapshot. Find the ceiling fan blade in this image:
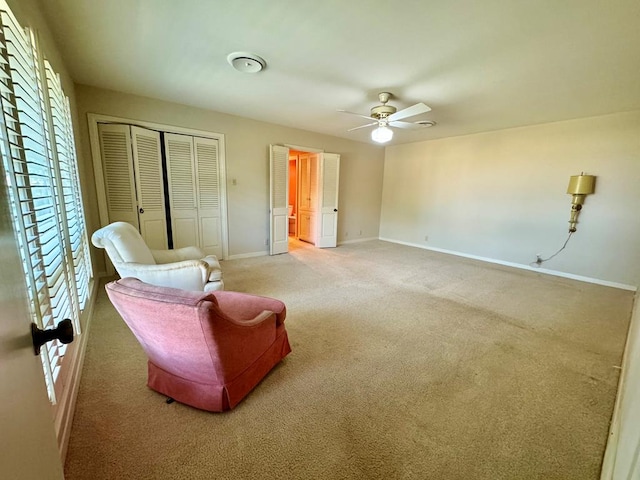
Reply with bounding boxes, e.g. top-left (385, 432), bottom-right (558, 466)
top-left (387, 102), bottom-right (431, 122)
top-left (389, 120), bottom-right (431, 130)
top-left (337, 109), bottom-right (376, 121)
top-left (347, 122), bottom-right (378, 132)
